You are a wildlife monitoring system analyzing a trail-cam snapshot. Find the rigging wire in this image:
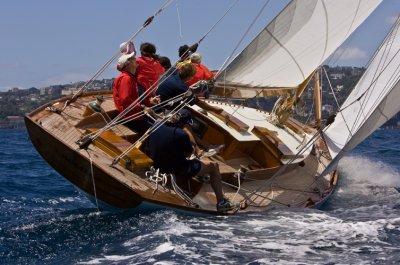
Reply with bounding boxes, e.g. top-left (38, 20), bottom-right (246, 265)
top-left (111, 96), bottom-right (194, 166)
top-left (322, 17), bottom-right (400, 157)
top-left (211, 1), bottom-right (298, 121)
top-left (337, 16), bottom-right (400, 113)
top-left (240, 122), bottom-right (329, 206)
top-left (215, 0), bottom-right (271, 81)
top-left (197, 0), bottom-right (239, 45)
top-left (62, 0), bottom-right (173, 110)
top-left (322, 67), bottom-right (340, 110)
top-left (86, 150), bottom-right (100, 212)
top-left (349, 21), bottom-right (400, 135)
top-left (86, 79), bottom-right (185, 144)
top-left (174, 0), bottom-right (240, 65)
top-left (86, 68), bottom-right (180, 143)
top-left (287, 16), bottom-right (400, 186)
top-left (84, 0), bottom-right (241, 146)
top-left (316, 16), bottom-right (399, 151)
